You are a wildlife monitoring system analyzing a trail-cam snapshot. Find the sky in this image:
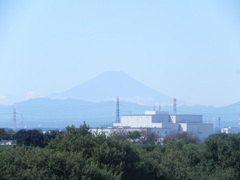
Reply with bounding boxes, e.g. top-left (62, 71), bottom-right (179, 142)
top-left (0, 0), bottom-right (240, 106)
